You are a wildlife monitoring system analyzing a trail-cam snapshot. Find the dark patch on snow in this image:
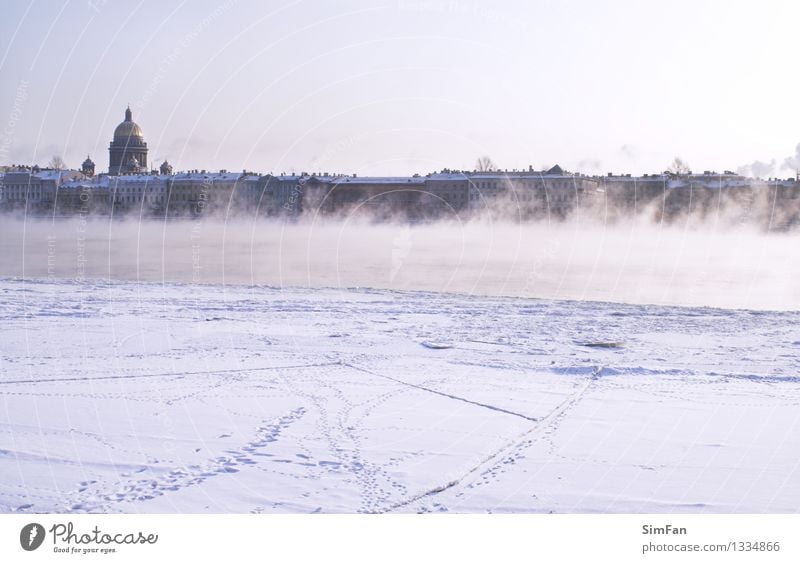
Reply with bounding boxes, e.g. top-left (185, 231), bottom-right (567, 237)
top-left (421, 341), bottom-right (453, 350)
top-left (579, 341), bottom-right (625, 349)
